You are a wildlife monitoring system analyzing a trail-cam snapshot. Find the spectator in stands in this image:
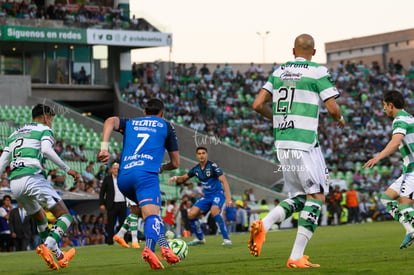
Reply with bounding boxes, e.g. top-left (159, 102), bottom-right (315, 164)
top-left (259, 199), bottom-right (269, 220)
top-left (76, 4), bottom-right (91, 27)
top-left (61, 144), bottom-right (76, 161)
top-left (130, 14), bottom-right (139, 28)
top-left (0, 7), bottom-right (6, 17)
top-left (180, 182), bottom-right (198, 204)
top-left (75, 144), bottom-right (88, 162)
top-left (199, 64), bottom-right (210, 80)
top-left (145, 63), bottom-right (154, 84)
top-left (78, 214), bottom-right (91, 245)
top-left (346, 184), bottom-right (360, 224)
top-left (326, 186), bottom-right (343, 225)
top-left (54, 140), bottom-right (64, 156)
top-left (82, 163), bottom-right (97, 192)
top-left (73, 66), bottom-right (88, 84)
top-left (2, 0), bottom-right (13, 15)
top-left (0, 195), bottom-right (14, 252)
top-left (67, 221), bottom-right (83, 247)
top-left (92, 214), bottom-right (106, 245)
top-left (235, 200), bottom-right (247, 232)
top-left (359, 196), bottom-right (374, 223)
top-left (178, 195), bottom-right (192, 237)
top-left (95, 164), bottom-right (108, 188)
top-left (0, 176), bottom-right (9, 190)
top-left (163, 200), bottom-right (177, 233)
